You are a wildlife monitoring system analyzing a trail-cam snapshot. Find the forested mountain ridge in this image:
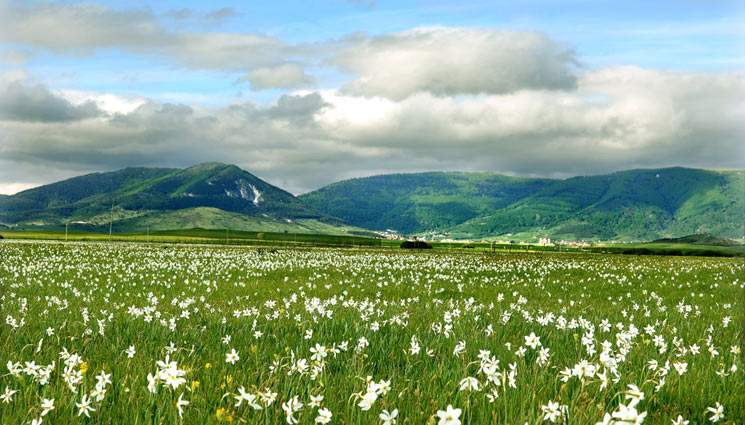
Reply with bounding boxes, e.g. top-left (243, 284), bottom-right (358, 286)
top-left (301, 167), bottom-right (745, 241)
